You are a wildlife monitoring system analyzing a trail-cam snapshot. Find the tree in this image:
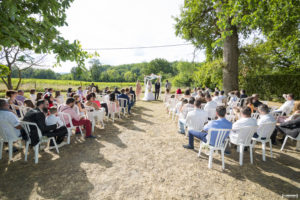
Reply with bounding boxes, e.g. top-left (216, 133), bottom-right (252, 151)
top-left (173, 61), bottom-right (197, 87)
top-left (175, 0), bottom-right (300, 93)
top-left (0, 0), bottom-right (95, 89)
top-left (143, 58), bottom-right (172, 75)
top-left (0, 47), bottom-right (47, 89)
